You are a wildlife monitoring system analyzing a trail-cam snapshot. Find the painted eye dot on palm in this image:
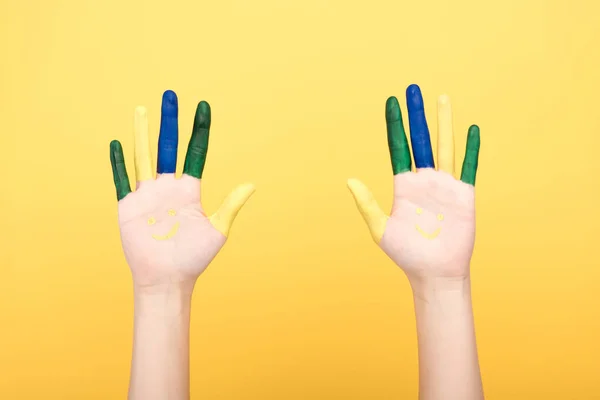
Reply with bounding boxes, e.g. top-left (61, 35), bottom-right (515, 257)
top-left (147, 210), bottom-right (180, 241)
top-left (415, 207), bottom-right (444, 240)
